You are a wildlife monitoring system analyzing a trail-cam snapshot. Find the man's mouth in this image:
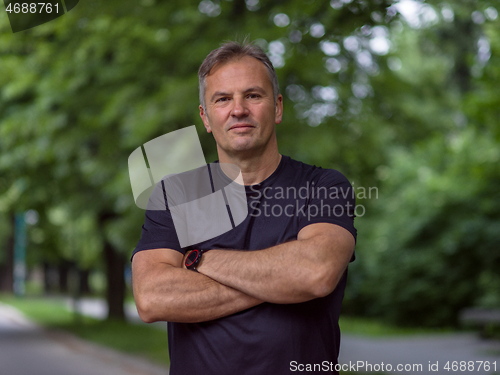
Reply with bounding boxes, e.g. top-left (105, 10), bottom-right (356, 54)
top-left (228, 123), bottom-right (255, 131)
